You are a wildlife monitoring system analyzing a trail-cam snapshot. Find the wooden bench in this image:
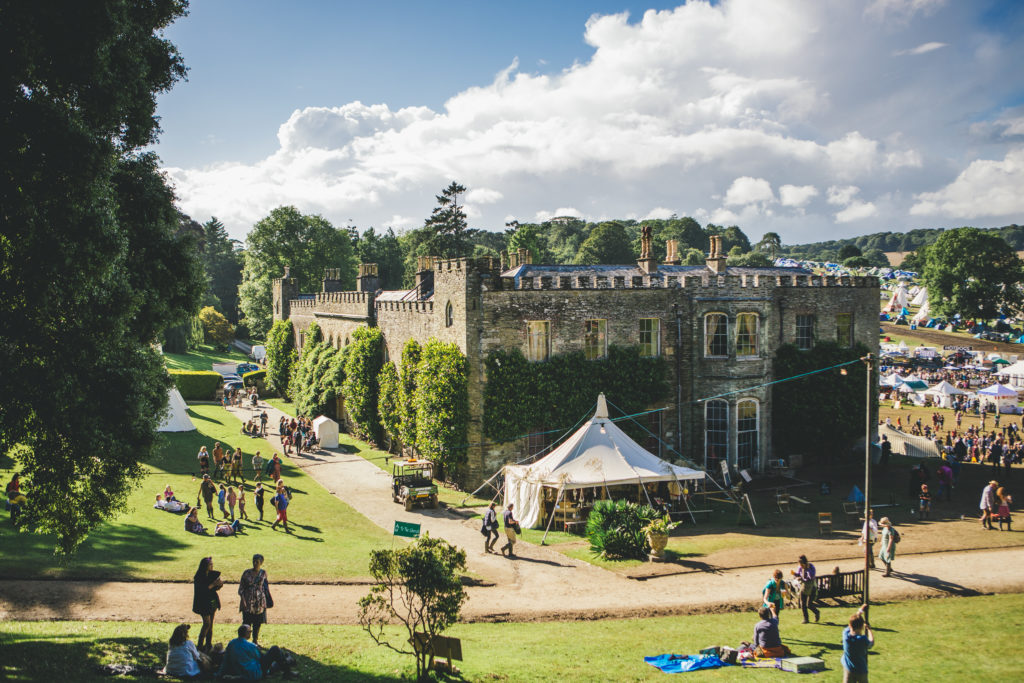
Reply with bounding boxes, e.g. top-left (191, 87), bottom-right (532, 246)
top-left (815, 569), bottom-right (865, 604)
